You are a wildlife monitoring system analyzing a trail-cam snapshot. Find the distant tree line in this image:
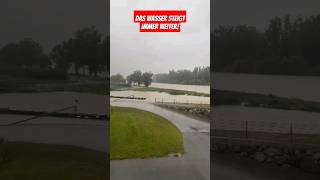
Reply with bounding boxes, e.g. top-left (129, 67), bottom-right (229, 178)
top-left (153, 66), bottom-right (210, 85)
top-left (110, 70), bottom-right (153, 87)
top-left (0, 26), bottom-right (109, 79)
top-left (213, 14), bottom-right (320, 76)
